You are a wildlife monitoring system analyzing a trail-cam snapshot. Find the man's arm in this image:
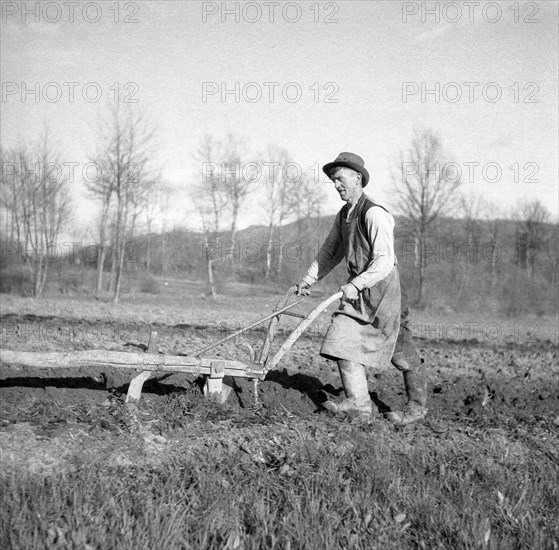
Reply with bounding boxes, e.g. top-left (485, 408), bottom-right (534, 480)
top-left (350, 206), bottom-right (395, 291)
top-left (301, 212), bottom-right (344, 286)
